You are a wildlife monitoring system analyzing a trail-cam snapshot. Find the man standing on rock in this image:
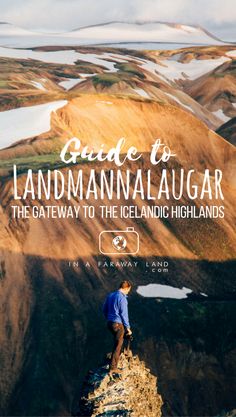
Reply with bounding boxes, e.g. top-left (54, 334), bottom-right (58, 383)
top-left (103, 280), bottom-right (132, 375)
